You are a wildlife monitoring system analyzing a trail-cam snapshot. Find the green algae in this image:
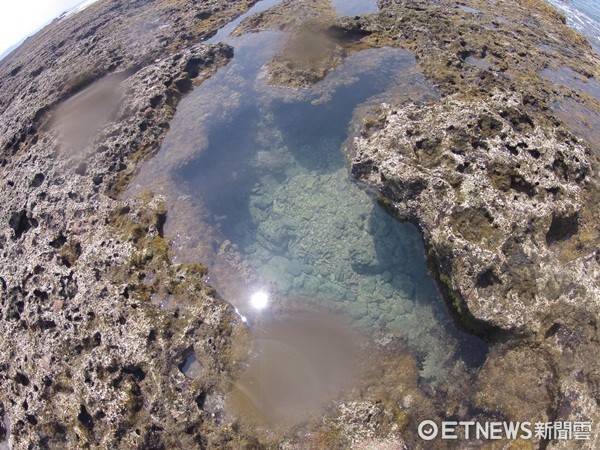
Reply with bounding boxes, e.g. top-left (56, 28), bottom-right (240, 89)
top-left (58, 239), bottom-right (82, 267)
